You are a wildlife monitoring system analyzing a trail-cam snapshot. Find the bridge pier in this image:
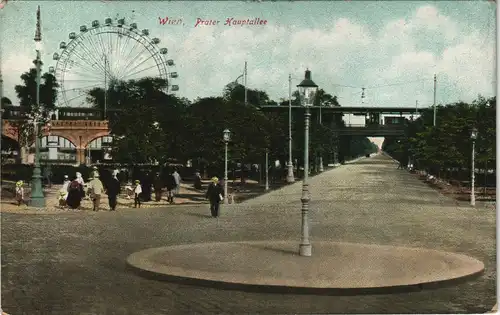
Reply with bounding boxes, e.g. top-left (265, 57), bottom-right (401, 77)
top-left (76, 148), bottom-right (85, 165)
